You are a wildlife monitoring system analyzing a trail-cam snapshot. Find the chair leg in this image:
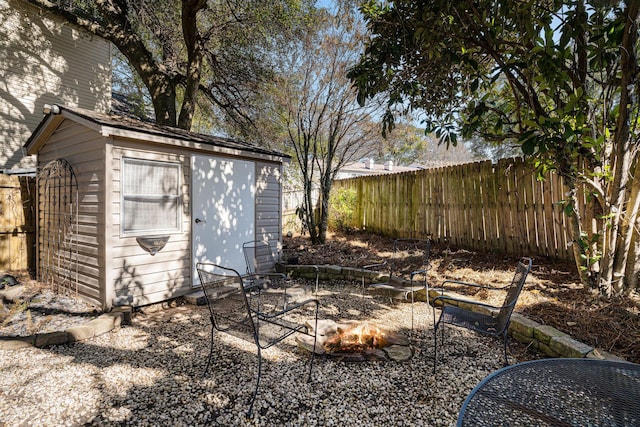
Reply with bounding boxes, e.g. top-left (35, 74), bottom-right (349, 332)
top-left (247, 342), bottom-right (262, 418)
top-left (432, 307), bottom-right (440, 373)
top-left (410, 285), bottom-right (415, 337)
top-left (203, 319), bottom-right (215, 377)
top-left (433, 323), bottom-right (438, 374)
top-left (502, 329), bottom-right (510, 367)
top-left (361, 275), bottom-right (366, 313)
top-left (433, 318), bottom-right (444, 374)
top-left (307, 303), bottom-right (319, 383)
